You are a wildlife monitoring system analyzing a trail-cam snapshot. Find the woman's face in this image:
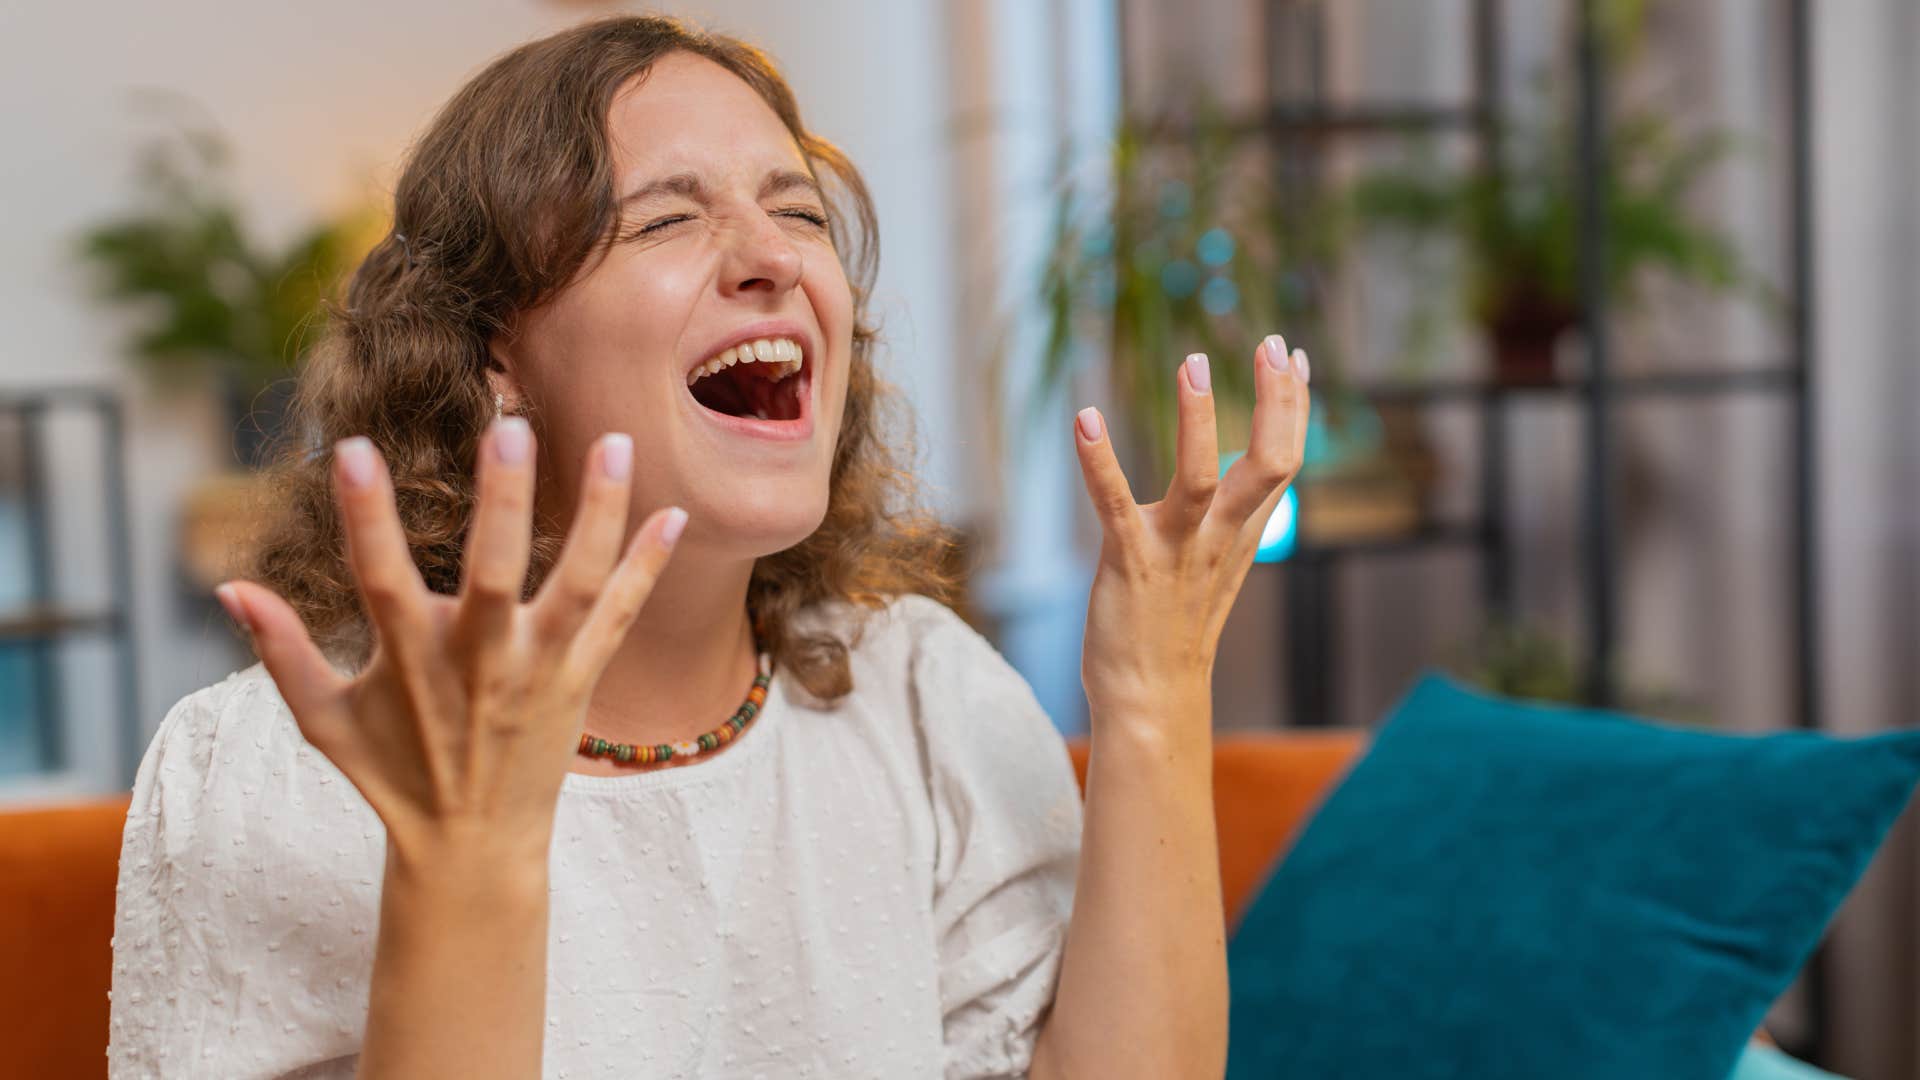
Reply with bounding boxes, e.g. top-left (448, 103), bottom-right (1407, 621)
top-left (493, 51), bottom-right (853, 563)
